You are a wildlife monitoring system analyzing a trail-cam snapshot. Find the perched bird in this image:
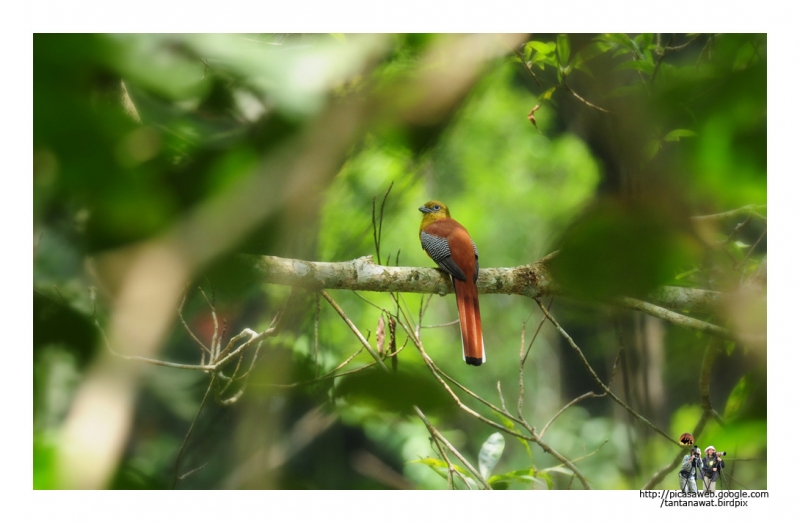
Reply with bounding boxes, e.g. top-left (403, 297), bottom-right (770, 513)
top-left (418, 200), bottom-right (484, 366)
